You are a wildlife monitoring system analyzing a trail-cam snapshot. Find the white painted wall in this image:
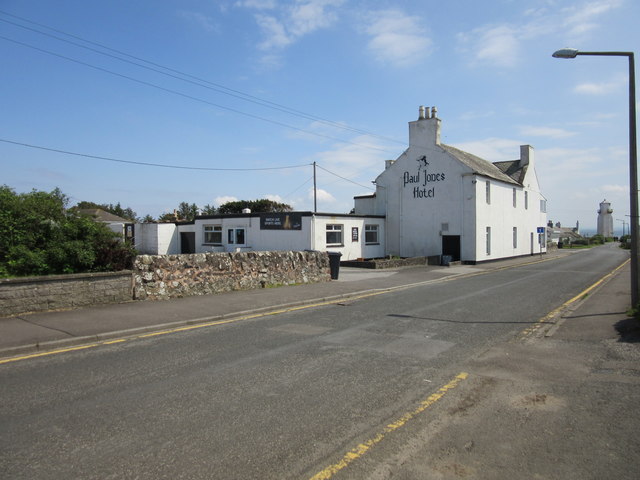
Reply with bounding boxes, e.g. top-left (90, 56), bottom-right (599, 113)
top-left (135, 223), bottom-right (179, 255)
top-left (356, 110), bottom-right (547, 262)
top-left (188, 214), bottom-right (384, 260)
